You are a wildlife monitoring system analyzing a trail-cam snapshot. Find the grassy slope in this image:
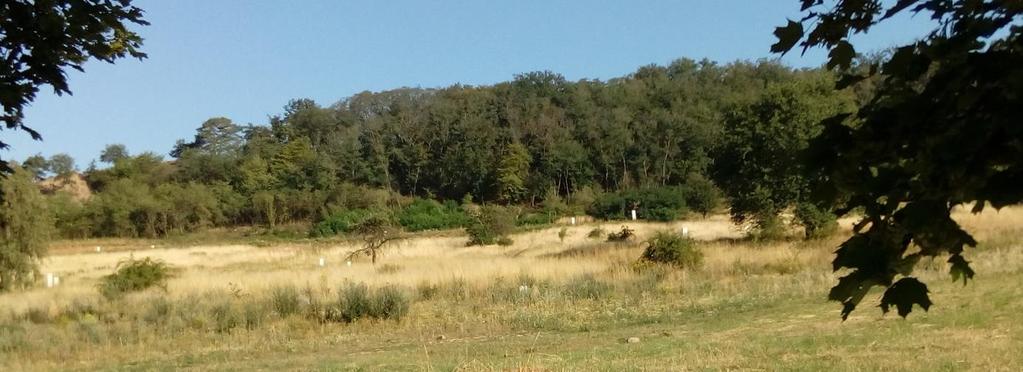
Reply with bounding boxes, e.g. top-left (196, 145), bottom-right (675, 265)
top-left (3, 209), bottom-right (1022, 371)
top-left (107, 271), bottom-right (1021, 371)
